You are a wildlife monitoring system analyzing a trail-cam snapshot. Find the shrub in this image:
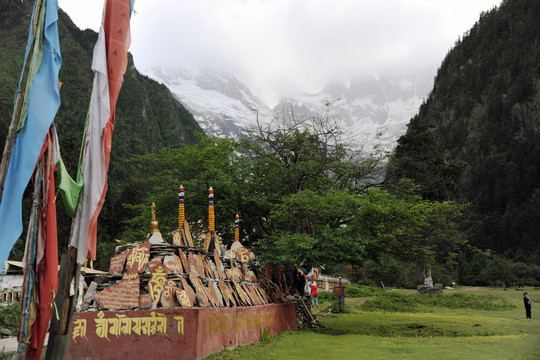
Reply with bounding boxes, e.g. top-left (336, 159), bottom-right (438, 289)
top-left (318, 291), bottom-right (335, 301)
top-left (431, 263), bottom-right (456, 287)
top-left (411, 293), bottom-right (515, 310)
top-left (360, 292), bottom-right (515, 312)
top-left (0, 302), bottom-right (21, 335)
top-left (360, 292), bottom-right (416, 312)
top-left (345, 284), bottom-right (384, 298)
